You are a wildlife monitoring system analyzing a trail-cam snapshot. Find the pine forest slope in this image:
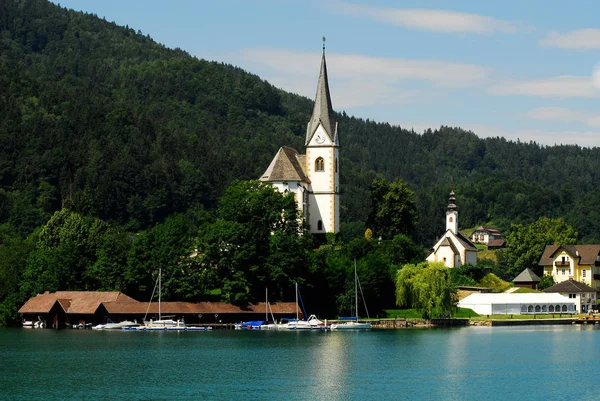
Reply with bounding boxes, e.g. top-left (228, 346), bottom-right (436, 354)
top-left (2, 0), bottom-right (600, 243)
